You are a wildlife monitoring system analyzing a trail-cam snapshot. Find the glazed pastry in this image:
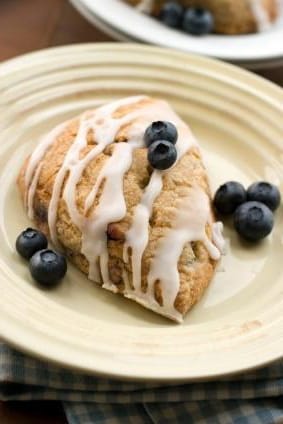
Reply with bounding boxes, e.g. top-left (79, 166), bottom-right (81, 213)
top-left (126, 0), bottom-right (279, 34)
top-left (18, 96), bottom-right (224, 322)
